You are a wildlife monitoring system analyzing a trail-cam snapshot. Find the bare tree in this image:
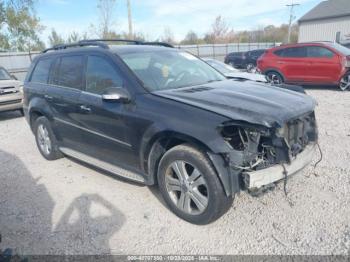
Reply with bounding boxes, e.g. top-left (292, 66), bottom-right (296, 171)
top-left (96, 0), bottom-right (117, 38)
top-left (161, 27), bottom-right (175, 44)
top-left (210, 16), bottom-right (229, 43)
